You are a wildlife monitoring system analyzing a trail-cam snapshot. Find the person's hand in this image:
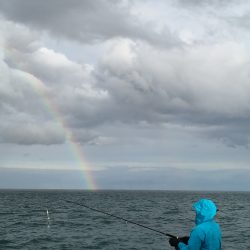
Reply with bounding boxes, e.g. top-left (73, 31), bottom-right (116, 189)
top-left (179, 236), bottom-right (189, 244)
top-left (169, 237), bottom-right (179, 247)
